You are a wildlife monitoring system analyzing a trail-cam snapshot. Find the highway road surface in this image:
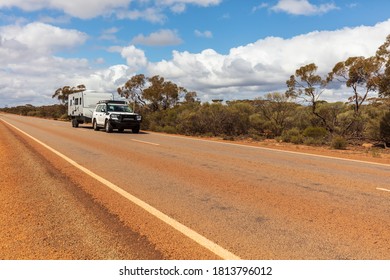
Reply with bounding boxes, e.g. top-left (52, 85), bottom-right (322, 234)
top-left (0, 114), bottom-right (389, 260)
